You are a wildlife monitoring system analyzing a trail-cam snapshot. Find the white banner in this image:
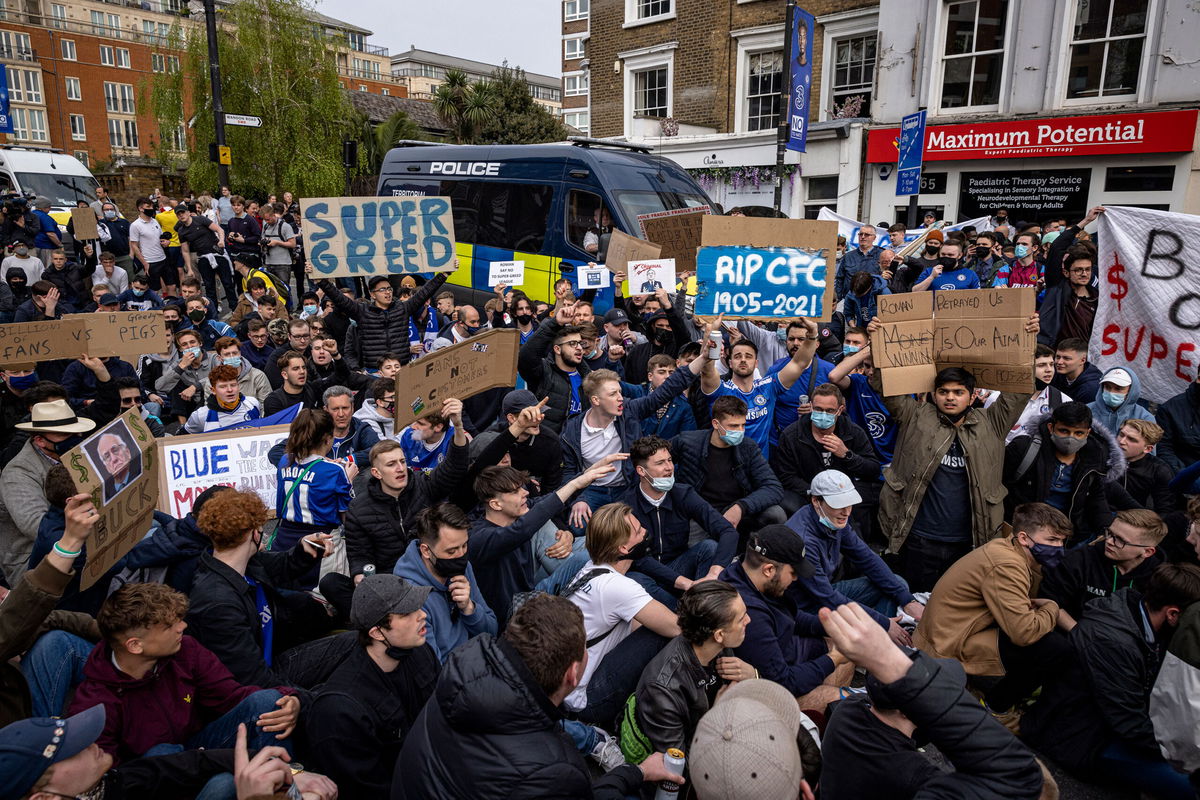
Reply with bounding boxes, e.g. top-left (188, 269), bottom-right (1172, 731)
top-left (156, 424), bottom-right (290, 518)
top-left (1092, 206), bottom-right (1200, 403)
top-left (816, 207), bottom-right (993, 248)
